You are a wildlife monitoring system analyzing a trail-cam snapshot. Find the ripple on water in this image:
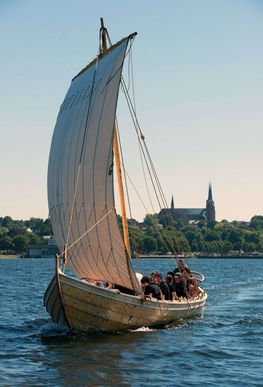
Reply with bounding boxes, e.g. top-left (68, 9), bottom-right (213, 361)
top-left (1, 258), bottom-right (263, 386)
